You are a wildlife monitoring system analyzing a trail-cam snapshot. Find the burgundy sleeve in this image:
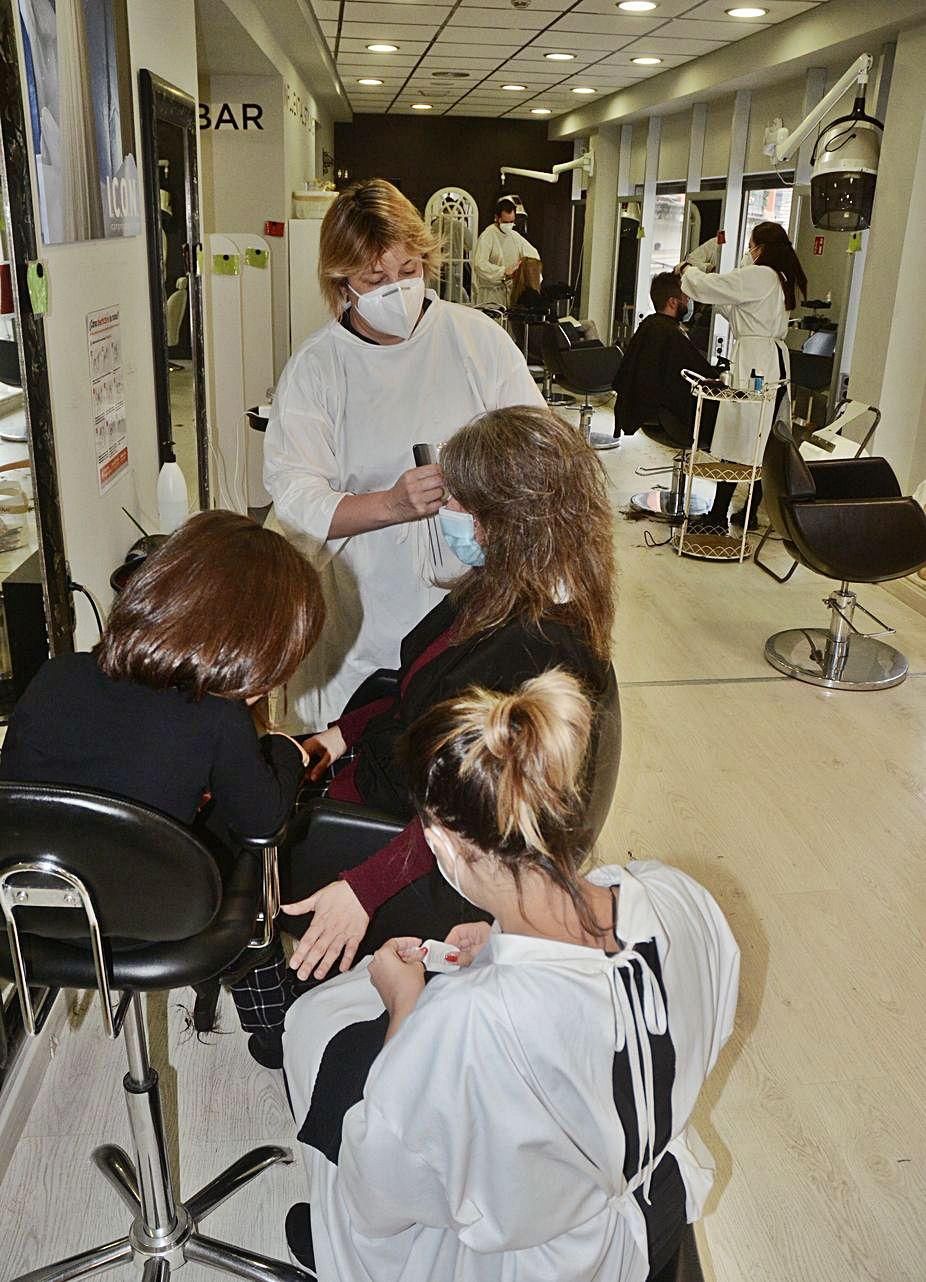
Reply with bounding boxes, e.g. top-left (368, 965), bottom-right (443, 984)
top-left (334, 695), bottom-right (395, 749)
top-left (340, 818), bottom-right (434, 916)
